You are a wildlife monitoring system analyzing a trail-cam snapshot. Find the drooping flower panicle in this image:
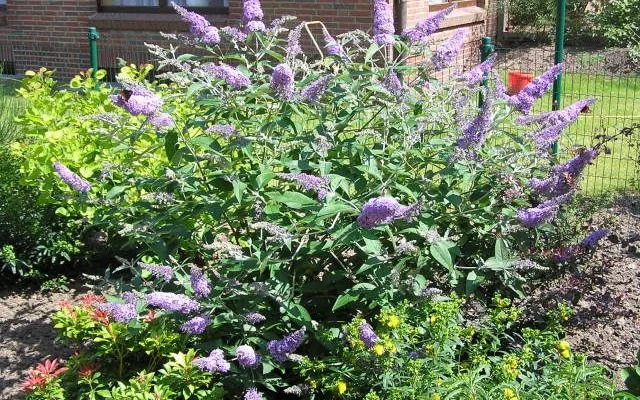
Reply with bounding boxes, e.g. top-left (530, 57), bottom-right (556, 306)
top-left (236, 345), bottom-right (260, 368)
top-left (404, 6), bottom-right (455, 45)
top-left (97, 292), bottom-right (138, 323)
top-left (508, 63), bottom-right (563, 114)
top-left (431, 29), bottom-right (465, 72)
top-left (171, 2), bottom-right (220, 44)
top-left (461, 53), bottom-right (496, 85)
top-left (242, 0), bottom-right (265, 32)
top-left (580, 229), bottom-right (608, 248)
top-left (267, 327), bottom-right (306, 362)
top-left (53, 161), bottom-right (91, 193)
top-left (457, 97), bottom-right (493, 150)
top-left (192, 349), bottom-right (230, 373)
top-left (271, 63), bottom-right (295, 100)
top-left (206, 63), bottom-right (251, 89)
top-left (139, 262), bottom-right (174, 282)
top-left (357, 196), bottom-right (420, 229)
top-left (180, 315), bottom-right (210, 334)
top-left (145, 292), bottom-right (199, 314)
top-left (244, 388), bottom-right (264, 400)
top-left (301, 75), bottom-right (333, 104)
top-left (358, 321), bottom-right (379, 349)
top-left (323, 27), bottom-right (345, 57)
top-left (278, 172), bottom-right (330, 200)
top-left (373, 0), bottom-right (395, 45)
top-left (190, 266), bottom-right (211, 298)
